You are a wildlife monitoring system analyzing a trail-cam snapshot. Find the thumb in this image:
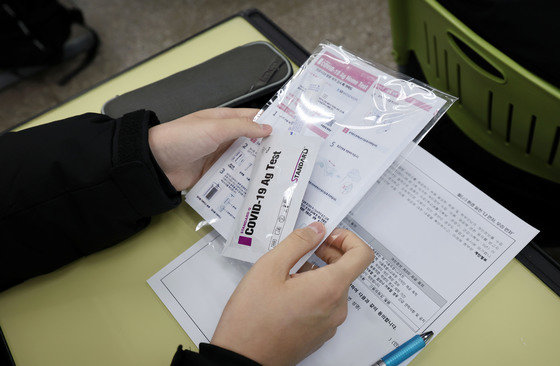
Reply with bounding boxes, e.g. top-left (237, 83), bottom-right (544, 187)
top-left (210, 117), bottom-right (272, 143)
top-left (265, 222), bottom-right (325, 274)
